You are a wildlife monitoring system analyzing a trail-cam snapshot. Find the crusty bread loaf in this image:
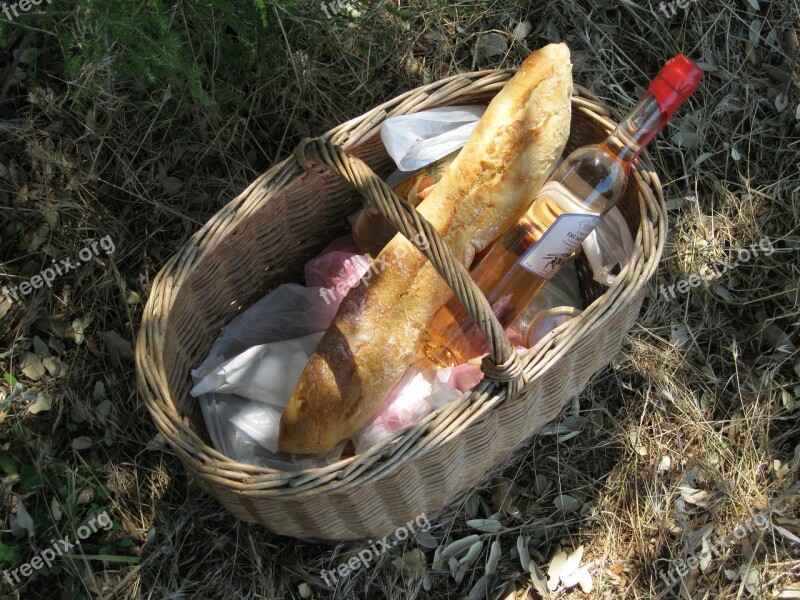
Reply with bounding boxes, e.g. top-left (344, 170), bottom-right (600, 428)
top-left (279, 43), bottom-right (573, 454)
